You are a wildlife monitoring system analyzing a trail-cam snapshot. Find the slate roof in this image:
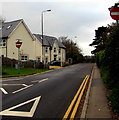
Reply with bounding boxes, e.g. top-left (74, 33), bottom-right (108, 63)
top-left (0, 19), bottom-right (23, 38)
top-left (0, 19), bottom-right (65, 49)
top-left (34, 34), bottom-right (66, 49)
